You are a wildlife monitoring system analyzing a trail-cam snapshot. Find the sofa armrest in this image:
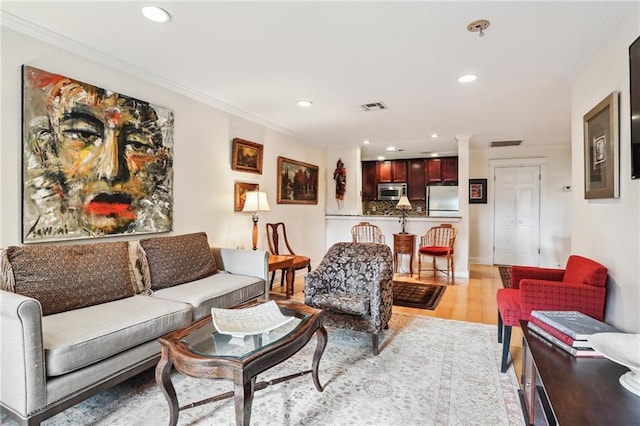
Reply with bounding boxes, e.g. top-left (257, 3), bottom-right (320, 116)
top-left (0, 290), bottom-right (47, 417)
top-left (519, 279), bottom-right (607, 320)
top-left (367, 261), bottom-right (394, 330)
top-left (211, 248), bottom-right (269, 297)
top-left (510, 266), bottom-right (565, 289)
